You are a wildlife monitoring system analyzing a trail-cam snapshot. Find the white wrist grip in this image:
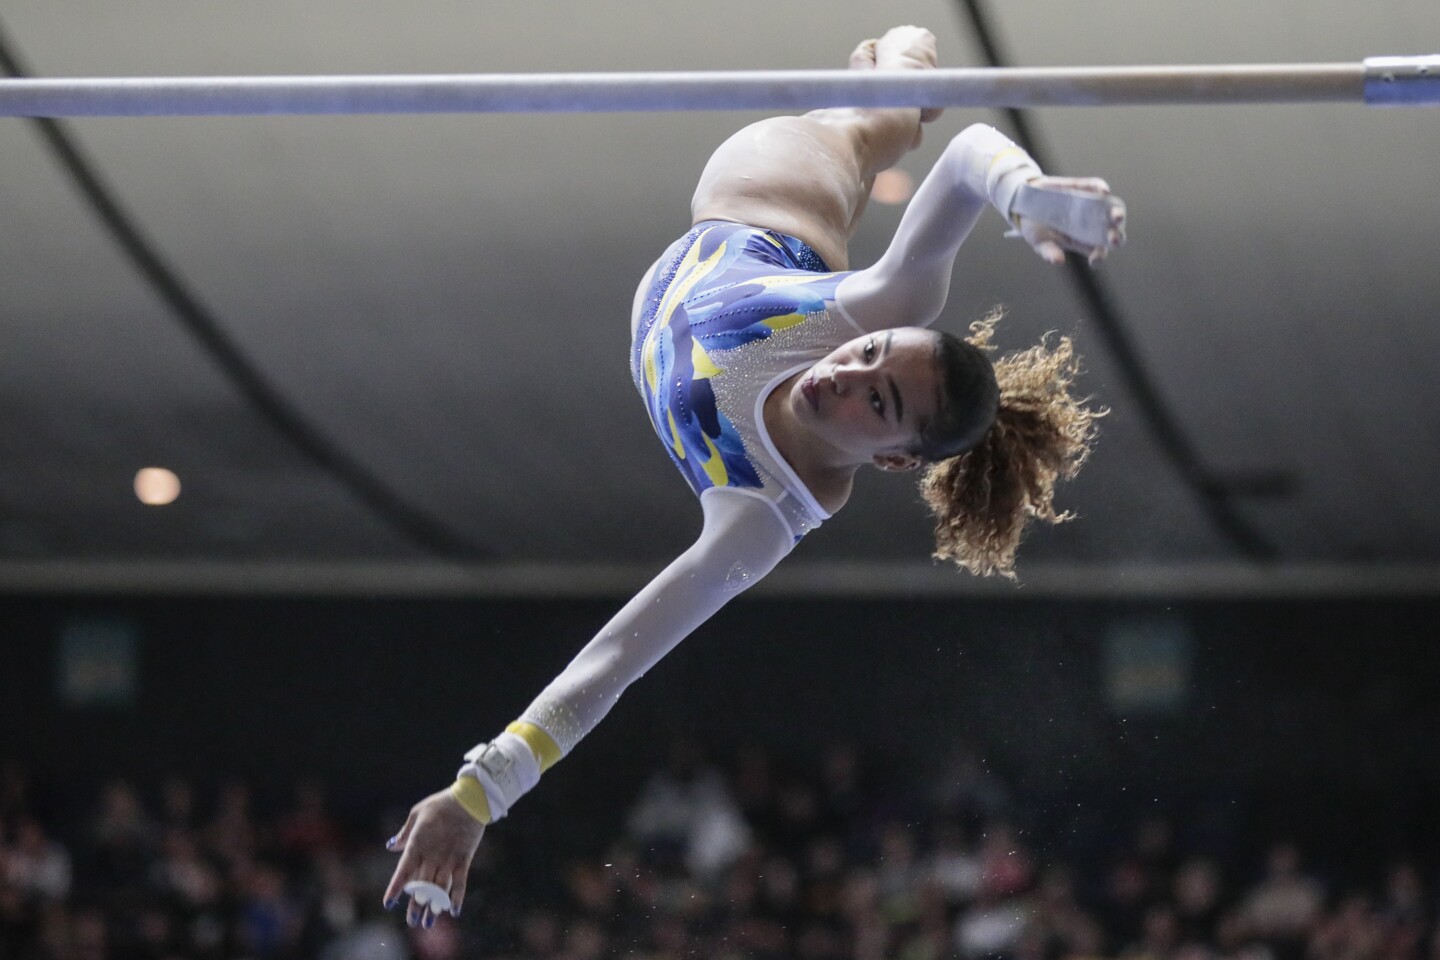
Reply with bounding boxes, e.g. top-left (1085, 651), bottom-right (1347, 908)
top-left (457, 731), bottom-right (541, 822)
top-left (955, 123), bottom-right (1042, 223)
top-left (1010, 182), bottom-right (1122, 249)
